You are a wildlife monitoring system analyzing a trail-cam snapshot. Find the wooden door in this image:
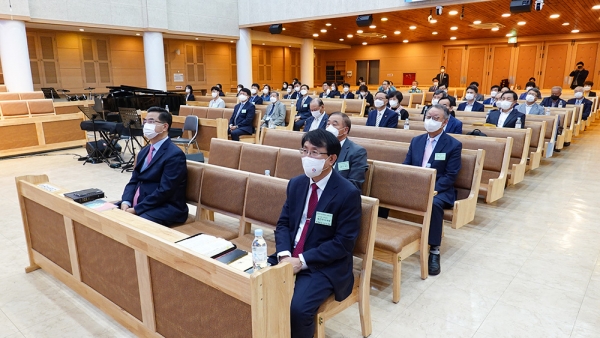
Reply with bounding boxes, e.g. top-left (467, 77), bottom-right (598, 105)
top-left (542, 43), bottom-right (570, 89)
top-left (513, 44), bottom-right (541, 89)
top-left (465, 46), bottom-right (487, 88)
top-left (490, 45), bottom-right (513, 88)
top-left (444, 47), bottom-right (463, 87)
top-left (572, 42), bottom-right (598, 88)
